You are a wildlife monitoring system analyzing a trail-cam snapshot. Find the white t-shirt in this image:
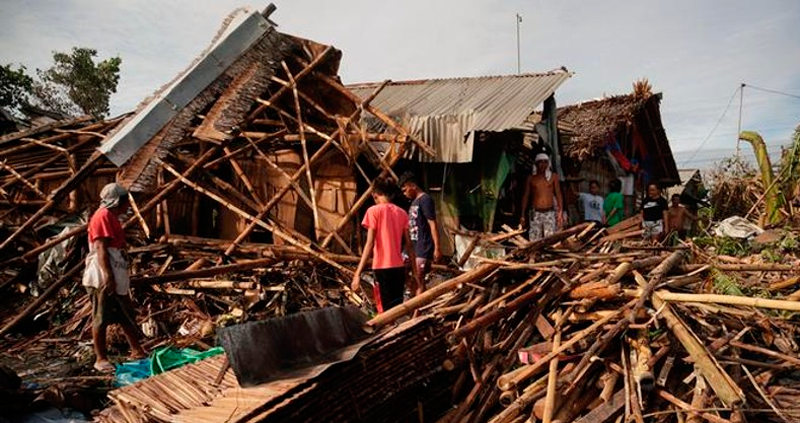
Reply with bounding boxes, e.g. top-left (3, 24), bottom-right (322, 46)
top-left (578, 193), bottom-right (605, 222)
